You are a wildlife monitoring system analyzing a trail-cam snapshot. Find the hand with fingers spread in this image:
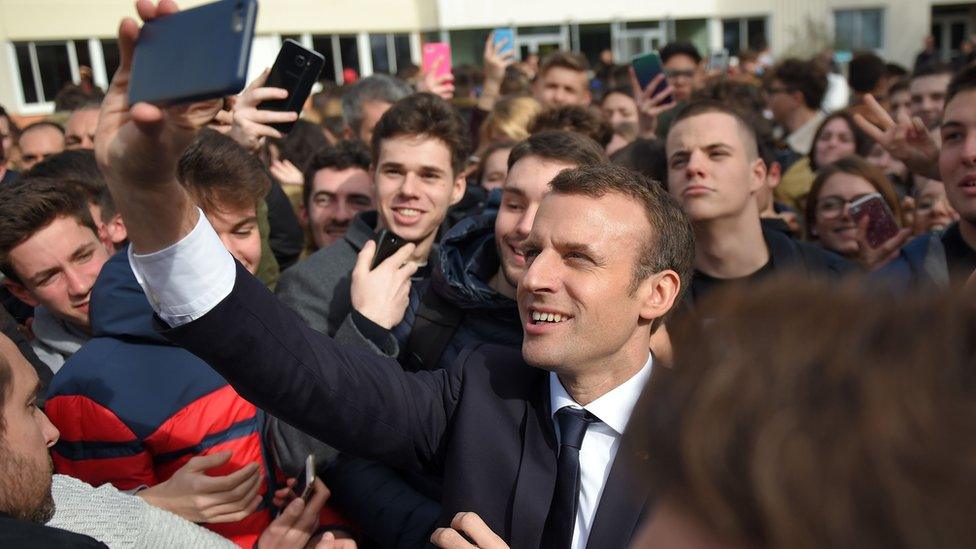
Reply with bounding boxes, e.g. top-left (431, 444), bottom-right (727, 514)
top-left (350, 240), bottom-right (418, 329)
top-left (256, 479), bottom-right (356, 549)
top-left (430, 512), bottom-right (509, 549)
top-left (418, 56), bottom-right (456, 101)
top-left (228, 68), bottom-right (300, 152)
top-left (629, 68), bottom-right (676, 138)
top-left (477, 33), bottom-right (516, 112)
top-left (270, 158), bottom-right (304, 187)
top-left (852, 94), bottom-right (941, 181)
top-left (853, 216), bottom-right (912, 271)
top-left (138, 451), bottom-right (263, 523)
